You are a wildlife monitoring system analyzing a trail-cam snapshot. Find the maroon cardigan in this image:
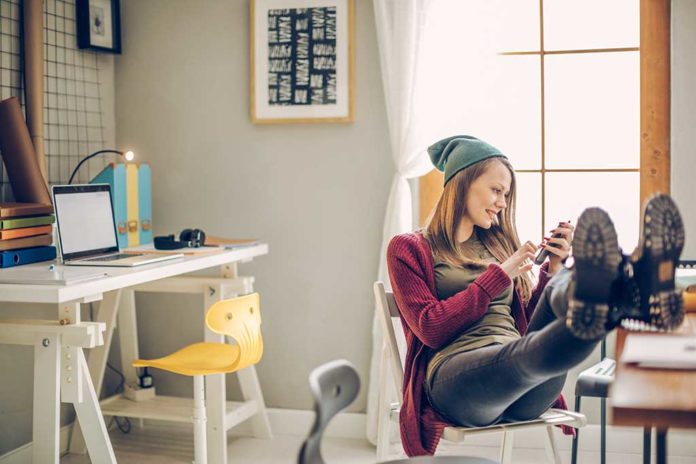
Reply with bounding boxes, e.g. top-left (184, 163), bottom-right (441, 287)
top-left (386, 232), bottom-right (570, 456)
